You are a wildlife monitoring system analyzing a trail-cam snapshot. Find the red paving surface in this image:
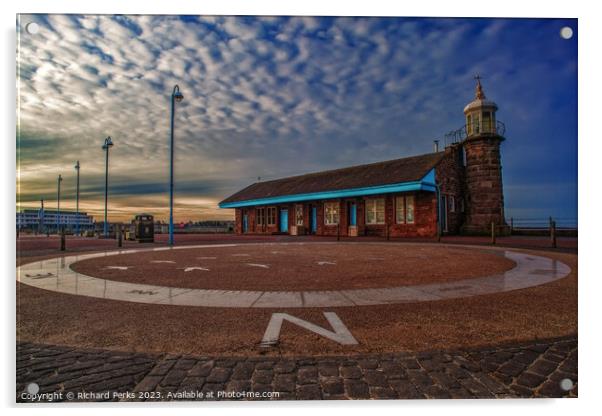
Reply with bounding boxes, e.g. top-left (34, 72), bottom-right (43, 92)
top-left (70, 244), bottom-right (516, 291)
top-left (16, 249), bottom-right (577, 356)
top-left (16, 234), bottom-right (577, 356)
